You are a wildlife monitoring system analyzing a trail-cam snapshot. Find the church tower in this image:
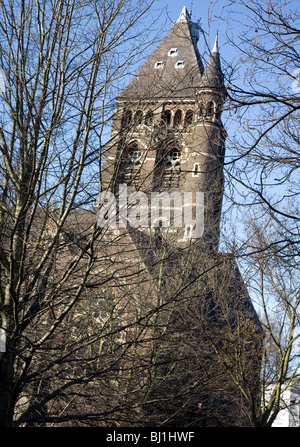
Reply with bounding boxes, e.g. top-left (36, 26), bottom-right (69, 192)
top-left (99, 7), bottom-right (262, 426)
top-left (102, 6), bottom-right (226, 251)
